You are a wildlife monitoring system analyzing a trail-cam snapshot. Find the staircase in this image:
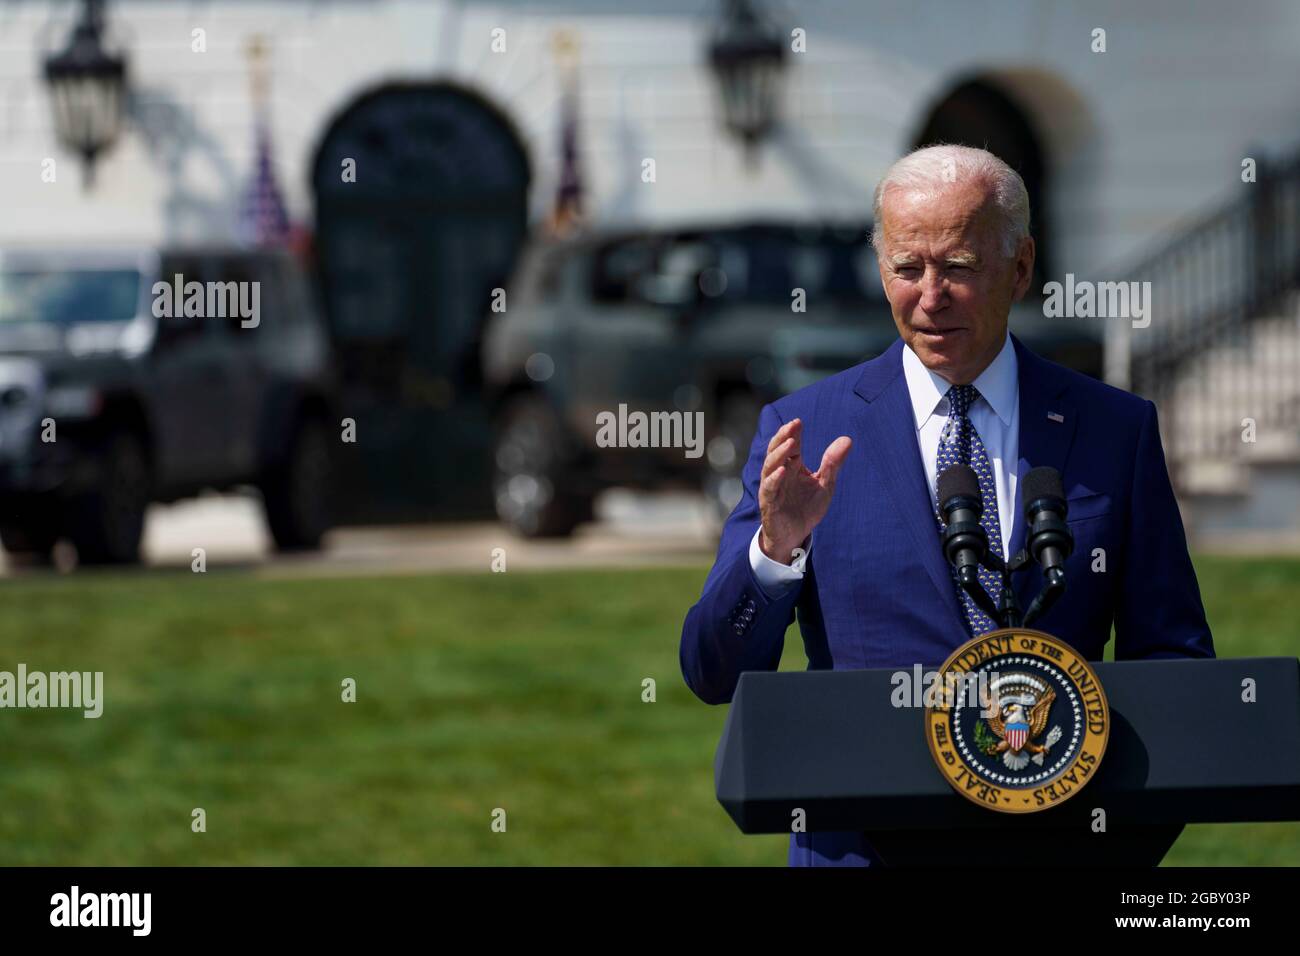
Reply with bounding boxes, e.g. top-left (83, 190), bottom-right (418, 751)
top-left (1127, 149), bottom-right (1300, 548)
